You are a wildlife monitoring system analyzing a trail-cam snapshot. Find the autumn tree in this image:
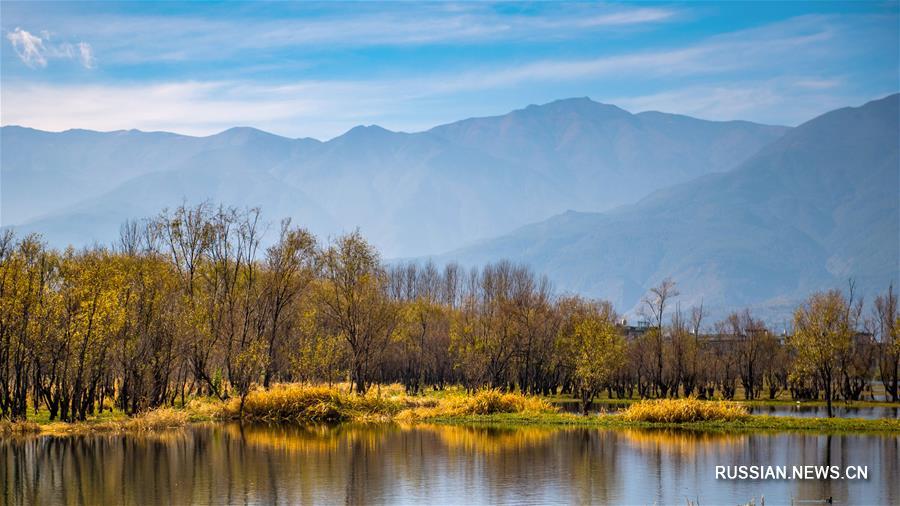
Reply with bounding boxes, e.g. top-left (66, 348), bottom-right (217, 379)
top-left (873, 285), bottom-right (899, 401)
top-left (259, 219), bottom-right (318, 387)
top-left (721, 310), bottom-right (769, 400)
top-left (317, 232), bottom-right (398, 394)
top-left (560, 298), bottom-right (623, 413)
top-left (113, 224), bottom-right (180, 414)
top-left (790, 289), bottom-right (861, 417)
